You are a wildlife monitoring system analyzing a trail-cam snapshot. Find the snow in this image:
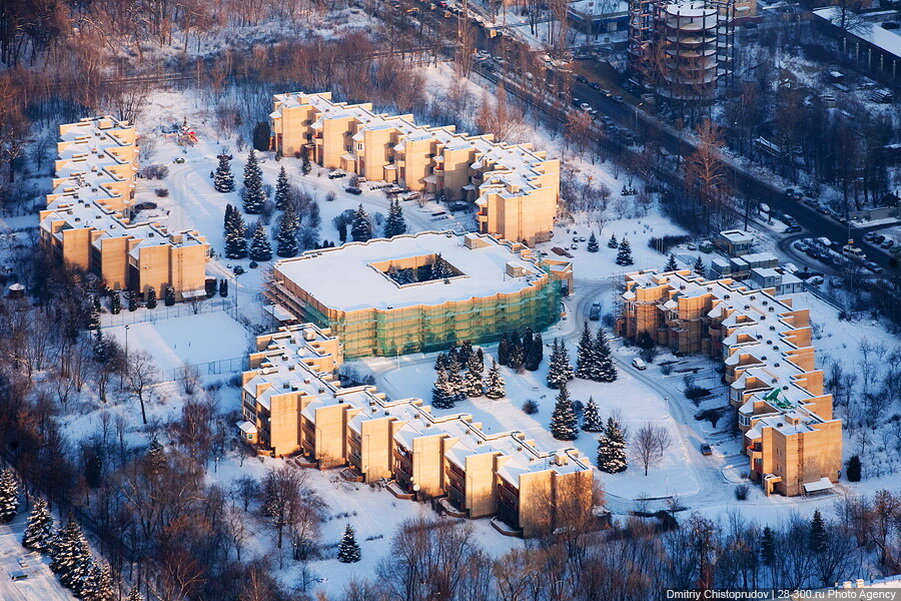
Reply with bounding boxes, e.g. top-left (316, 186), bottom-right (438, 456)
top-left (813, 8), bottom-right (901, 58)
top-left (0, 520), bottom-right (76, 601)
